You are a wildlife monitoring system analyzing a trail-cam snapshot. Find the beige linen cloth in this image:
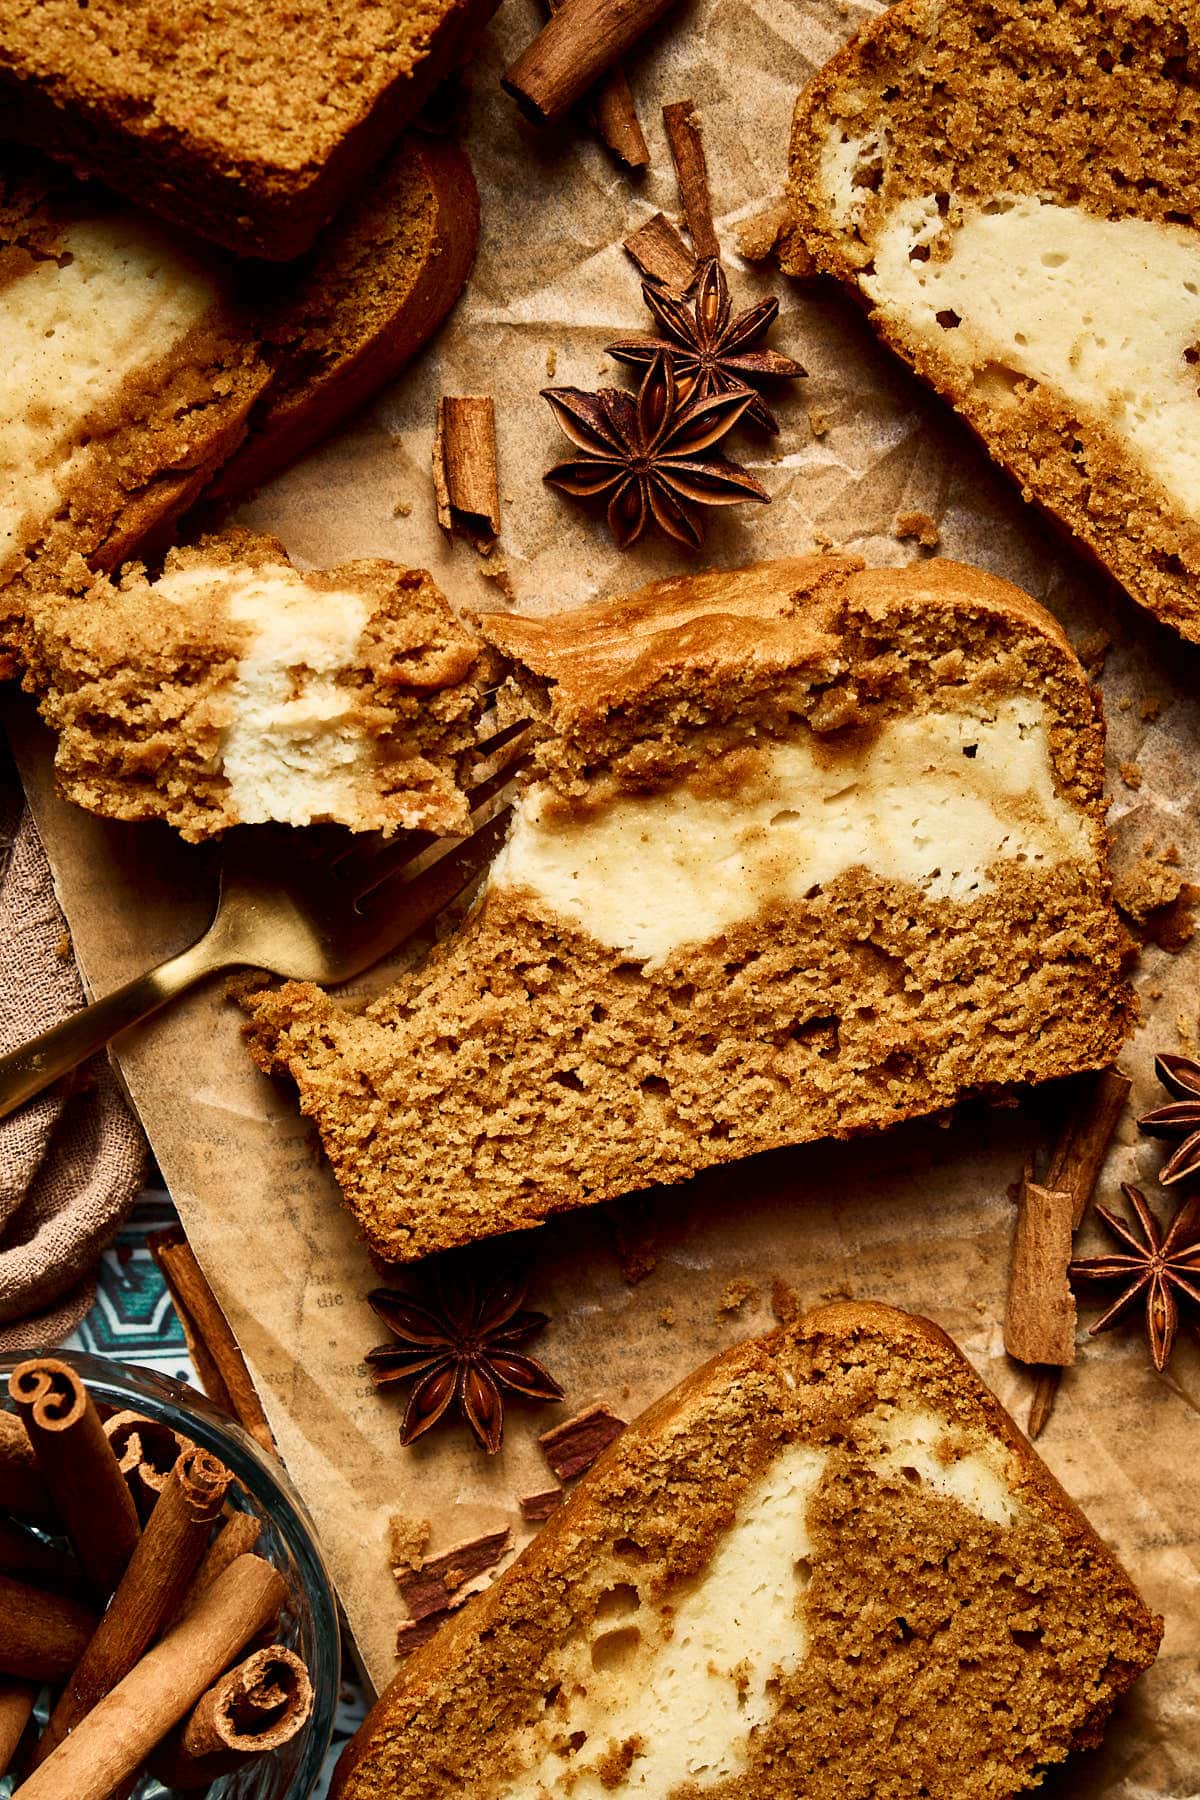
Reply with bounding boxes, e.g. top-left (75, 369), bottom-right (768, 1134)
top-left (0, 771), bottom-right (146, 1348)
